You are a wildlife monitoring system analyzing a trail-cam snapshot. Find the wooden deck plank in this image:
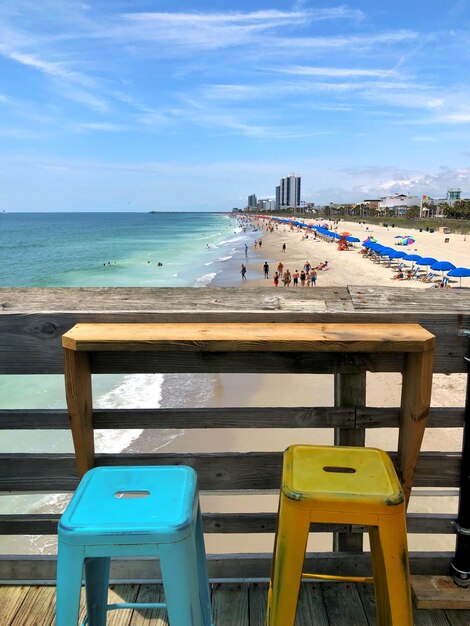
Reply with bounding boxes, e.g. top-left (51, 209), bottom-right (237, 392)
top-left (1, 583), bottom-right (469, 625)
top-left (9, 585), bottom-right (55, 626)
top-left (248, 583), bottom-right (267, 626)
top-left (321, 582), bottom-right (371, 625)
top-left (211, 583), bottom-right (249, 626)
top-left (412, 575), bottom-right (470, 610)
top-left (62, 322), bottom-right (435, 353)
top-left (295, 584), bottom-right (330, 625)
top-left (0, 585), bottom-right (28, 626)
top-left (128, 584), bottom-right (166, 625)
top-left (444, 609), bottom-right (470, 626)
